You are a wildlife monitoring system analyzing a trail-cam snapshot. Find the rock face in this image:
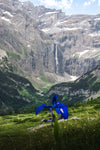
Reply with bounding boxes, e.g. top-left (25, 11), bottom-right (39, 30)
top-left (0, 0), bottom-right (100, 82)
top-left (38, 12), bottom-right (100, 76)
top-left (65, 58), bottom-right (100, 76)
top-left (0, 0), bottom-right (54, 76)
